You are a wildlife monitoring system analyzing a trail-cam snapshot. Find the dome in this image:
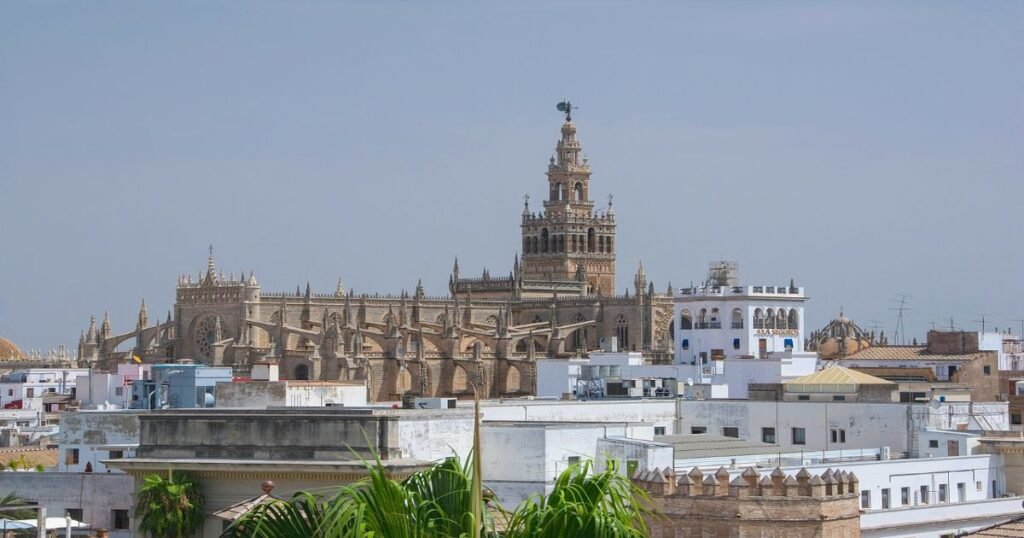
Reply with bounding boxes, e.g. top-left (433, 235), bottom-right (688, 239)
top-left (808, 312), bottom-right (875, 360)
top-left (0, 337), bottom-right (23, 360)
